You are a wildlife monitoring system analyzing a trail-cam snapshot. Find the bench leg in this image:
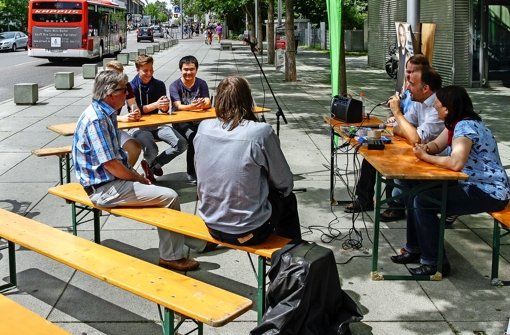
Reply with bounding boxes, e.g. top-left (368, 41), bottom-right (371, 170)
top-left (93, 208), bottom-right (101, 244)
top-left (492, 220), bottom-right (510, 286)
top-left (0, 241), bottom-right (17, 292)
top-left (257, 255), bottom-right (266, 324)
top-left (71, 202), bottom-right (78, 235)
top-left (65, 153), bottom-right (71, 184)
